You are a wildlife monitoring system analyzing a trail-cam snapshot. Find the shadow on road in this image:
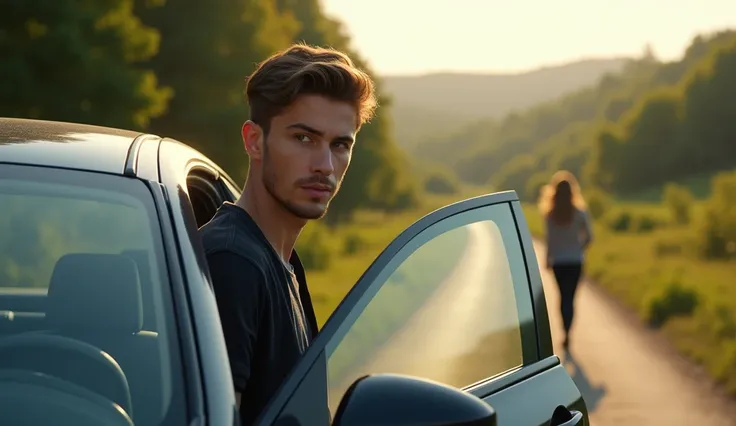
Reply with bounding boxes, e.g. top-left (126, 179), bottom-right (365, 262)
top-left (562, 349), bottom-right (606, 412)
